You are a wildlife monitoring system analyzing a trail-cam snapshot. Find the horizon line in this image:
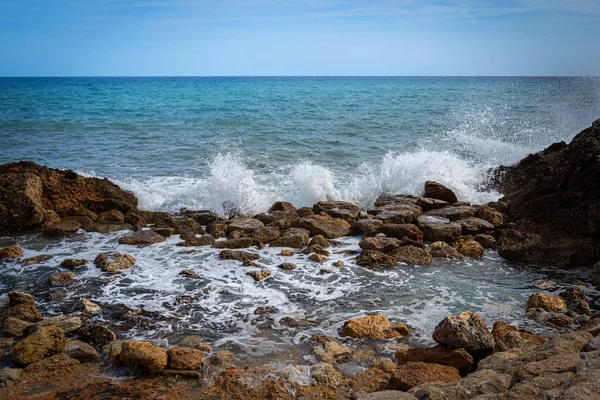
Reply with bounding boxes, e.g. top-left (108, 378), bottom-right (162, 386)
top-left (1, 75), bottom-right (600, 79)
